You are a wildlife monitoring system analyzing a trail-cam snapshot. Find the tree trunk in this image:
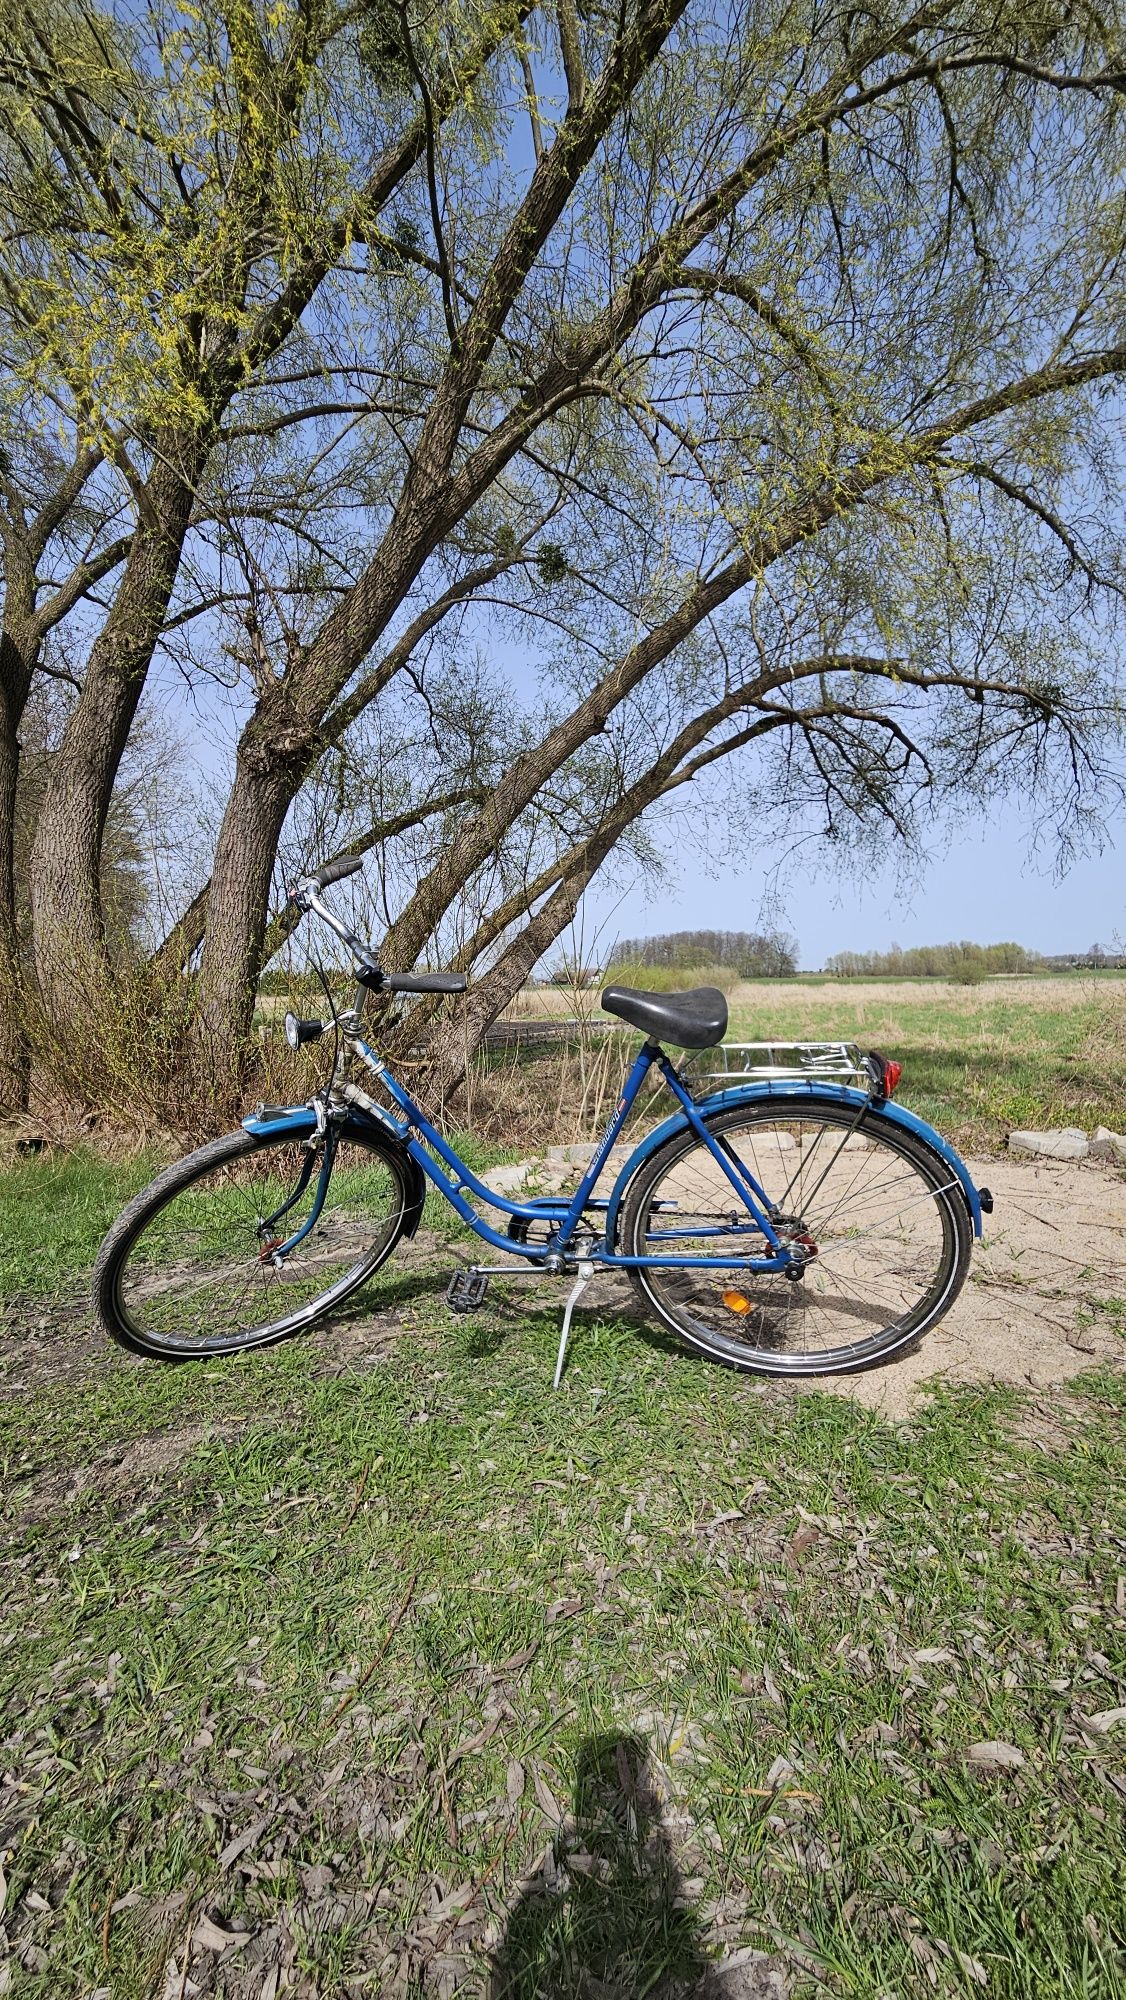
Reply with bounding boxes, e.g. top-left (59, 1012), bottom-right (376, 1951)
top-left (0, 685), bottom-right (27, 1112)
top-left (190, 690), bottom-right (321, 1108)
top-left (29, 444), bottom-right (205, 1035)
top-left (0, 583), bottom-right (41, 1113)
